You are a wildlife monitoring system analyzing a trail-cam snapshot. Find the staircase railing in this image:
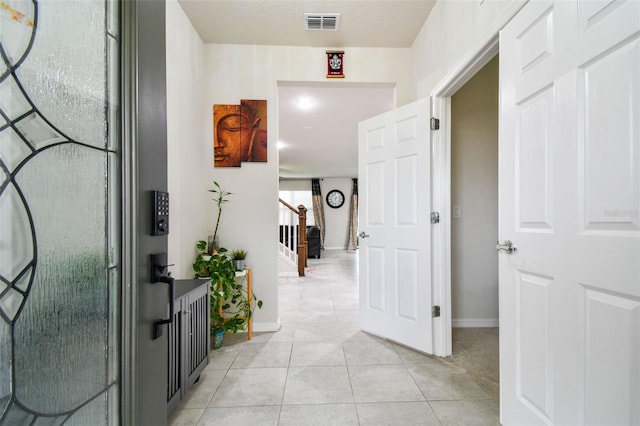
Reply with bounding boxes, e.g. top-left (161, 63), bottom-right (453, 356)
top-left (278, 198), bottom-right (307, 277)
